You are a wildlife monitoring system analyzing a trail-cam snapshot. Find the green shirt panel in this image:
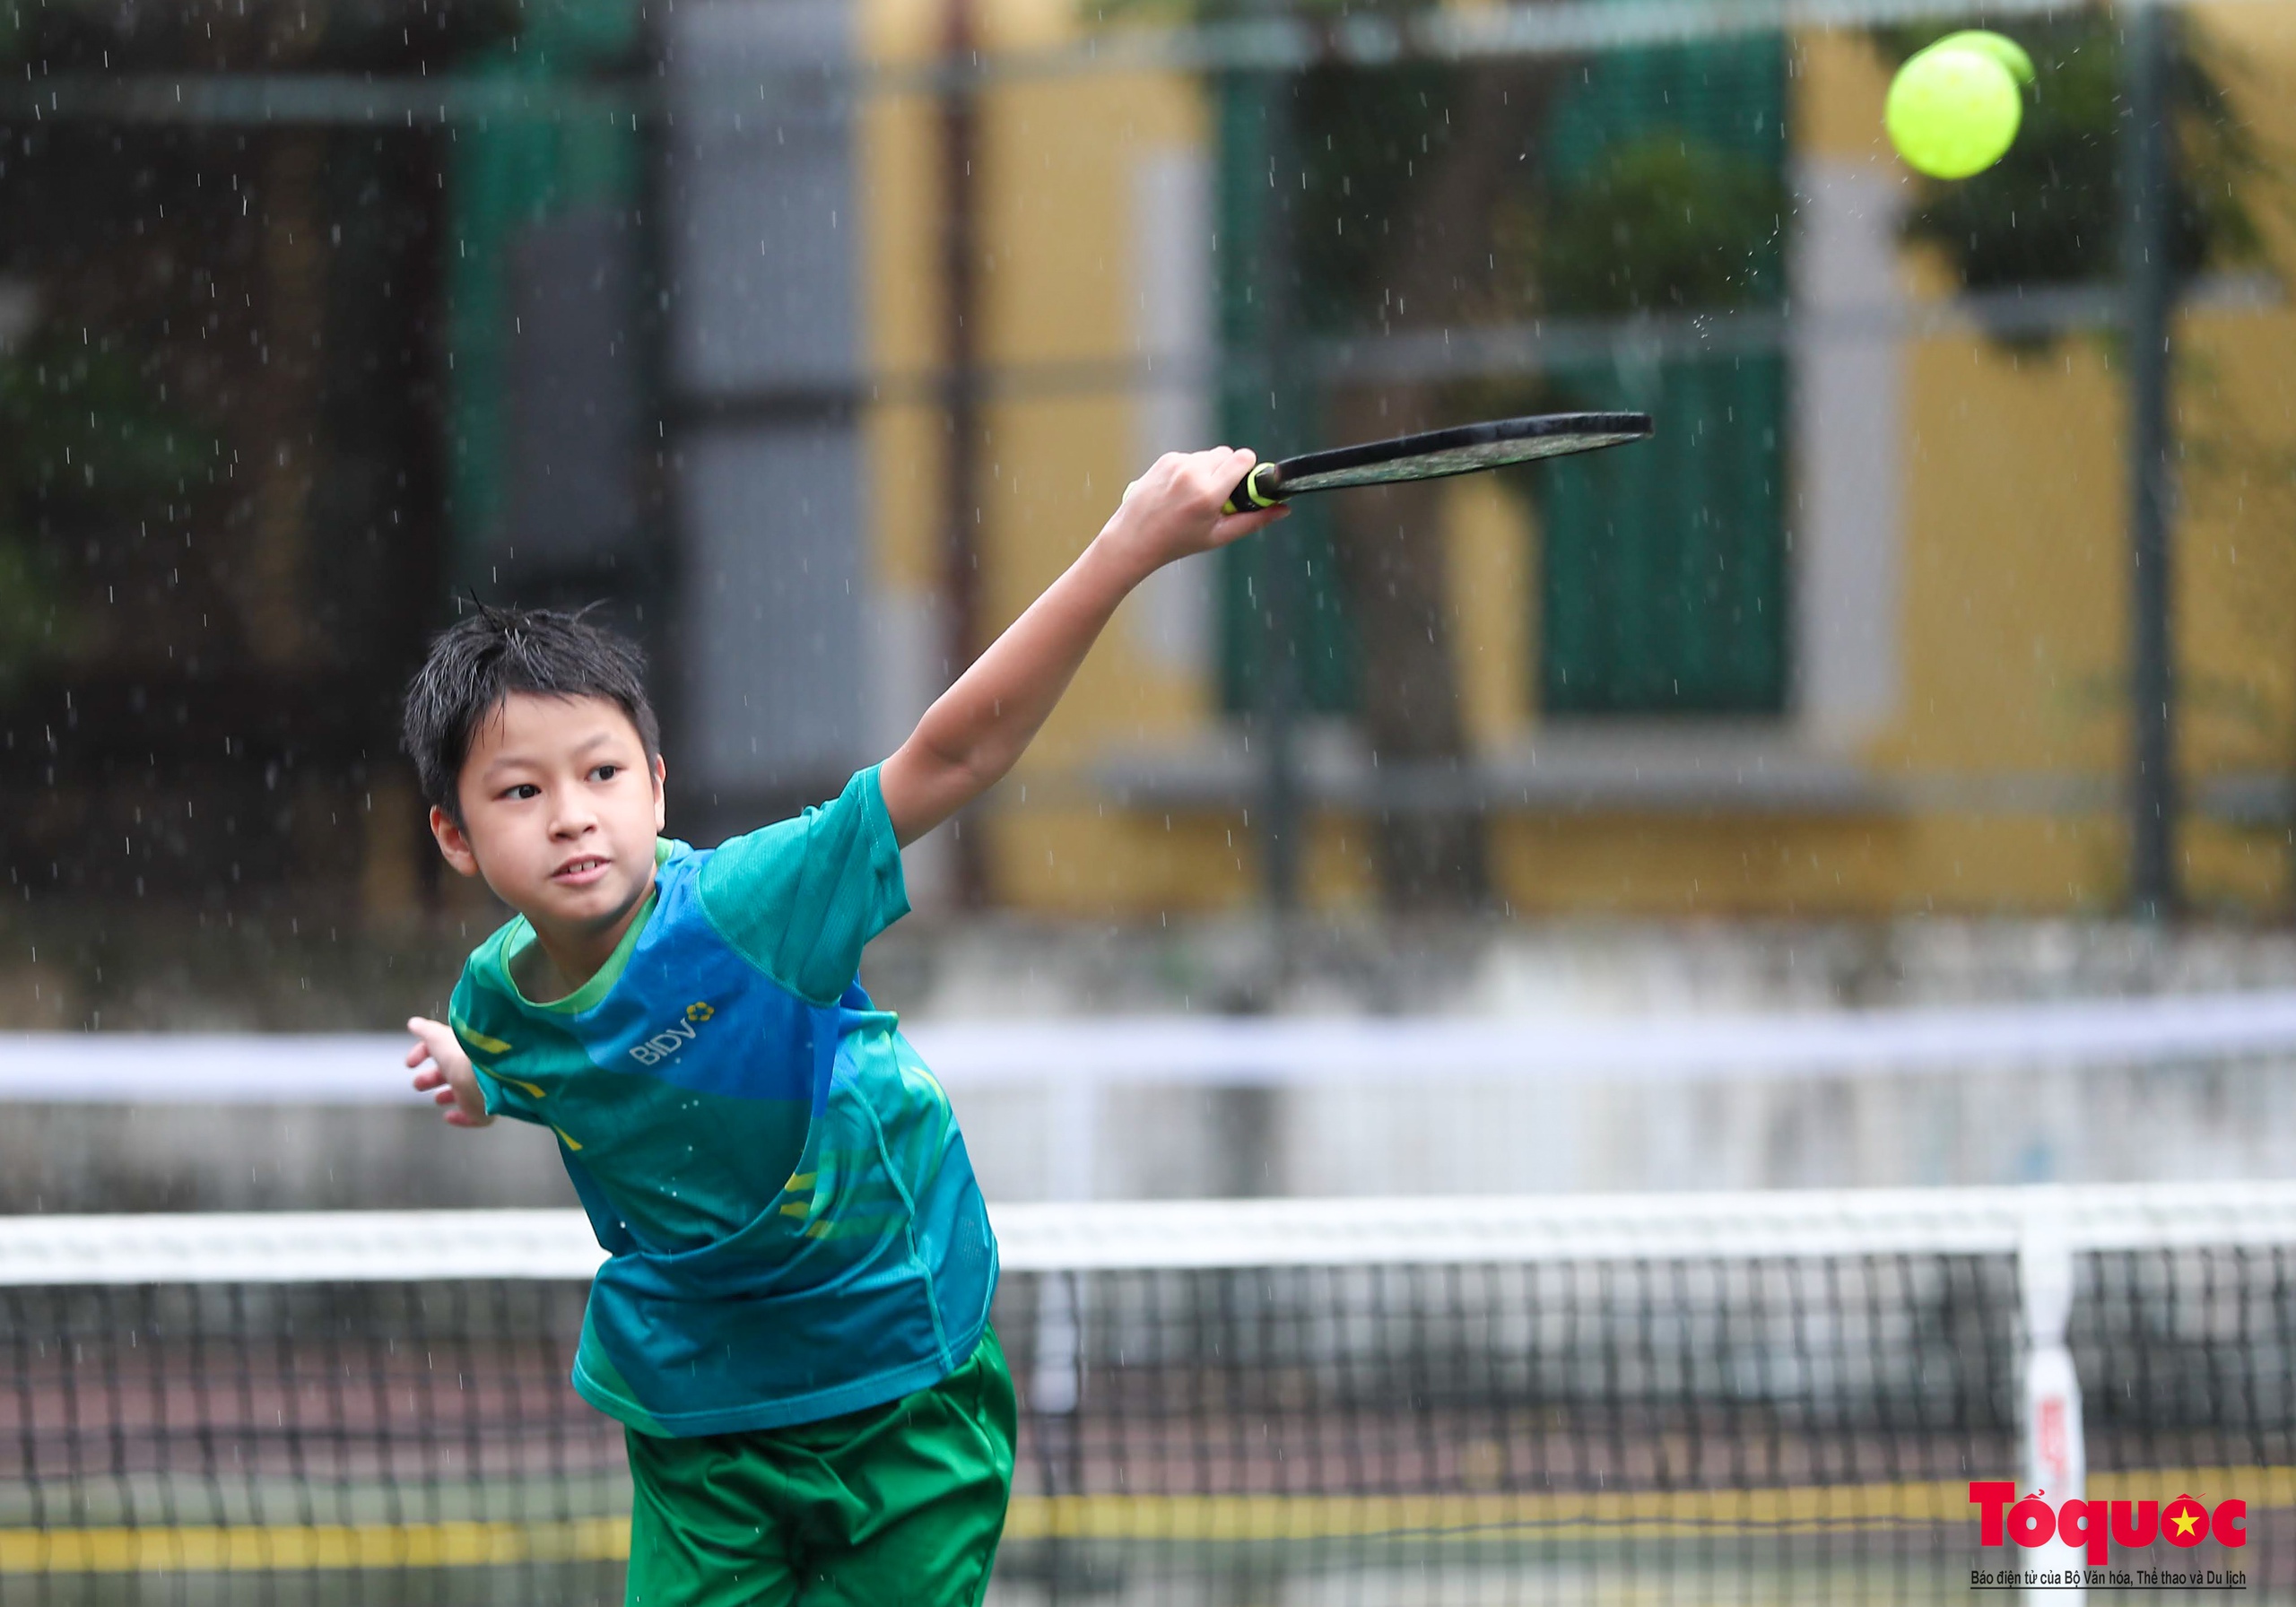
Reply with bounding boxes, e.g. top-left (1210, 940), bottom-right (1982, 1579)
top-left (696, 766), bottom-right (909, 1005)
